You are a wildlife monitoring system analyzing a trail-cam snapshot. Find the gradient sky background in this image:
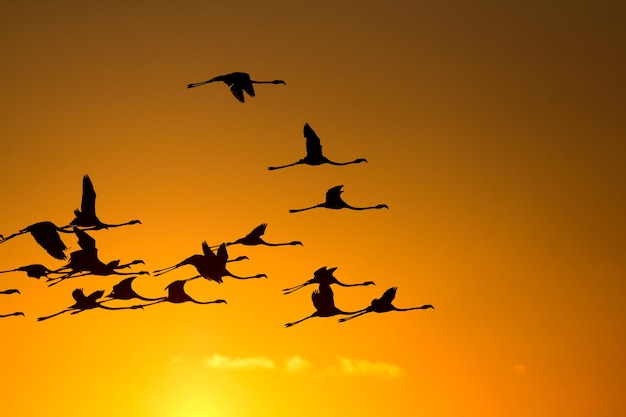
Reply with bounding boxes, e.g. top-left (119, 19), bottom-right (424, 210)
top-left (1, 1), bottom-right (625, 416)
